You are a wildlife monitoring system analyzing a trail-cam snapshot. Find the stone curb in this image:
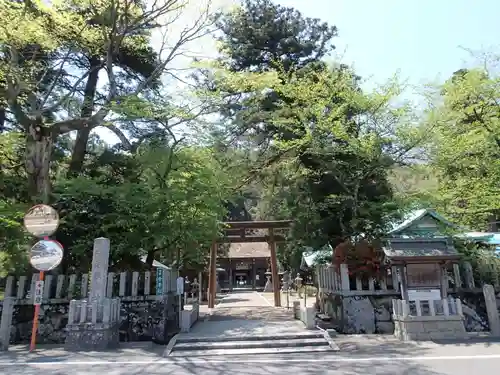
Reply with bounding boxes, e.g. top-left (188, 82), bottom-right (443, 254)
top-left (165, 333), bottom-right (179, 356)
